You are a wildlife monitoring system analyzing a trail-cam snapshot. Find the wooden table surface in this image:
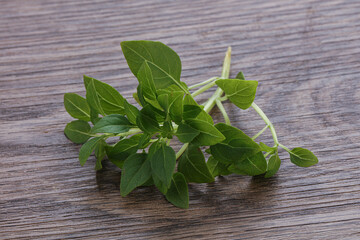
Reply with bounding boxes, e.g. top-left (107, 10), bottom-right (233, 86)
top-left (1, 0), bottom-right (360, 239)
